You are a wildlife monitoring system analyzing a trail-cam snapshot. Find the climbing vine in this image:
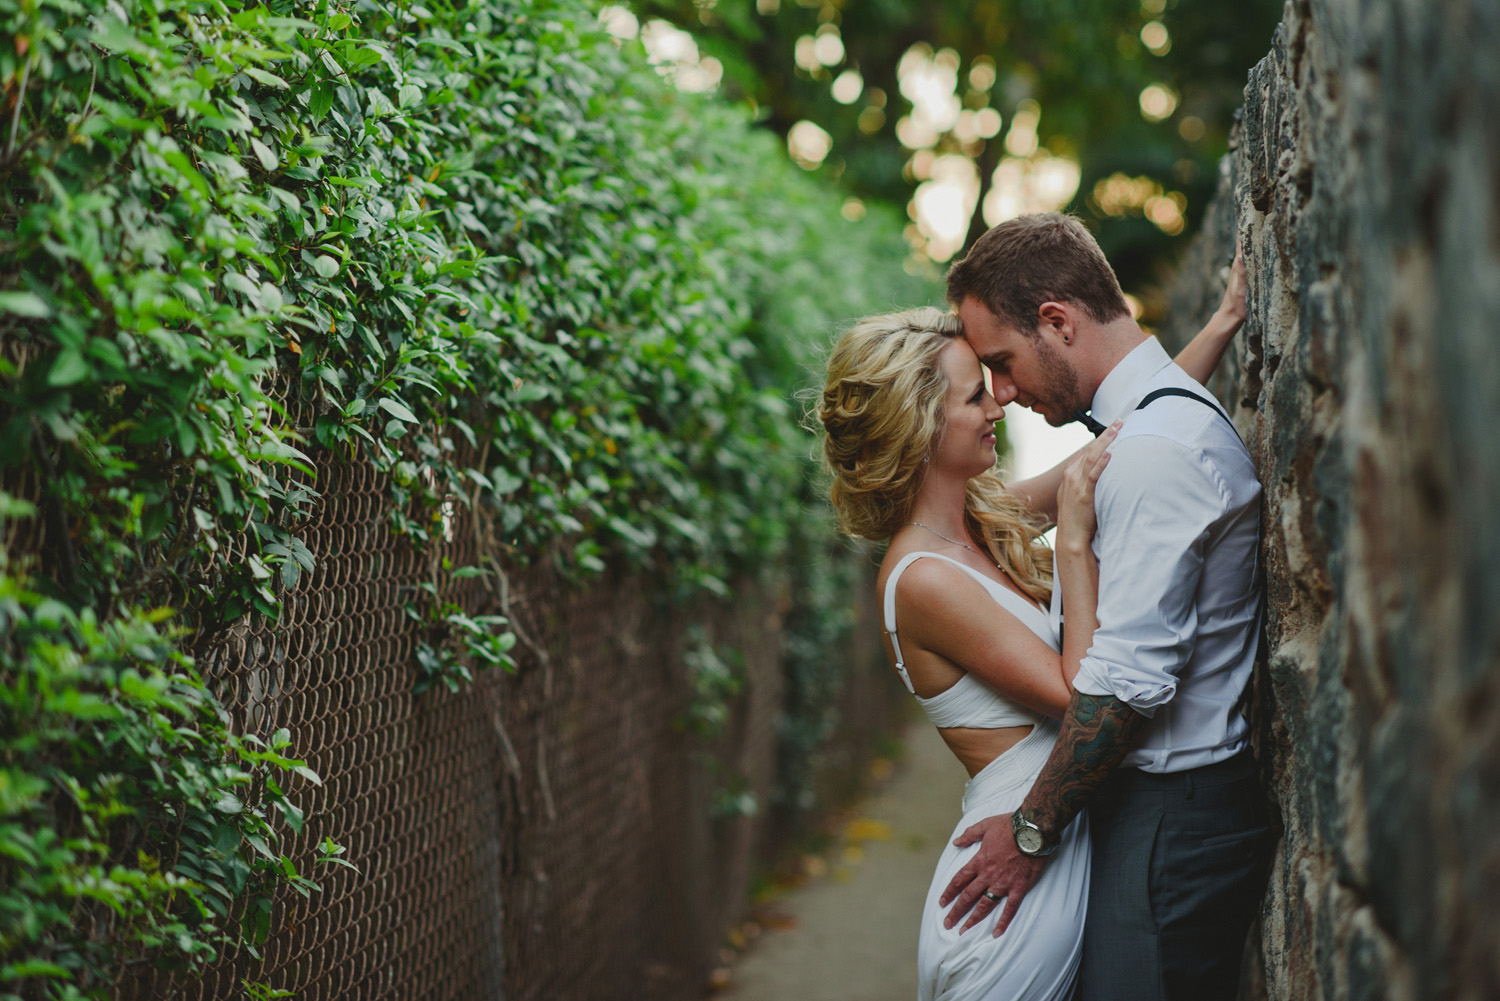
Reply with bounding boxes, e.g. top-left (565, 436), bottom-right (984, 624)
top-left (0, 0), bottom-right (932, 994)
